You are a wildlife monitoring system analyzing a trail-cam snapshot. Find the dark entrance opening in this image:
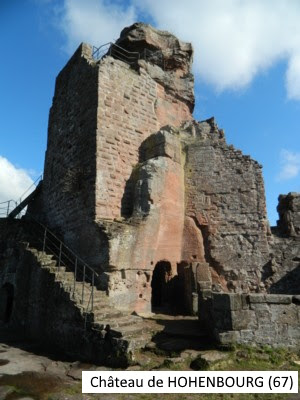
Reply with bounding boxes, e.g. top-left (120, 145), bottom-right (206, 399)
top-left (0, 283), bottom-right (14, 323)
top-left (151, 261), bottom-right (171, 311)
